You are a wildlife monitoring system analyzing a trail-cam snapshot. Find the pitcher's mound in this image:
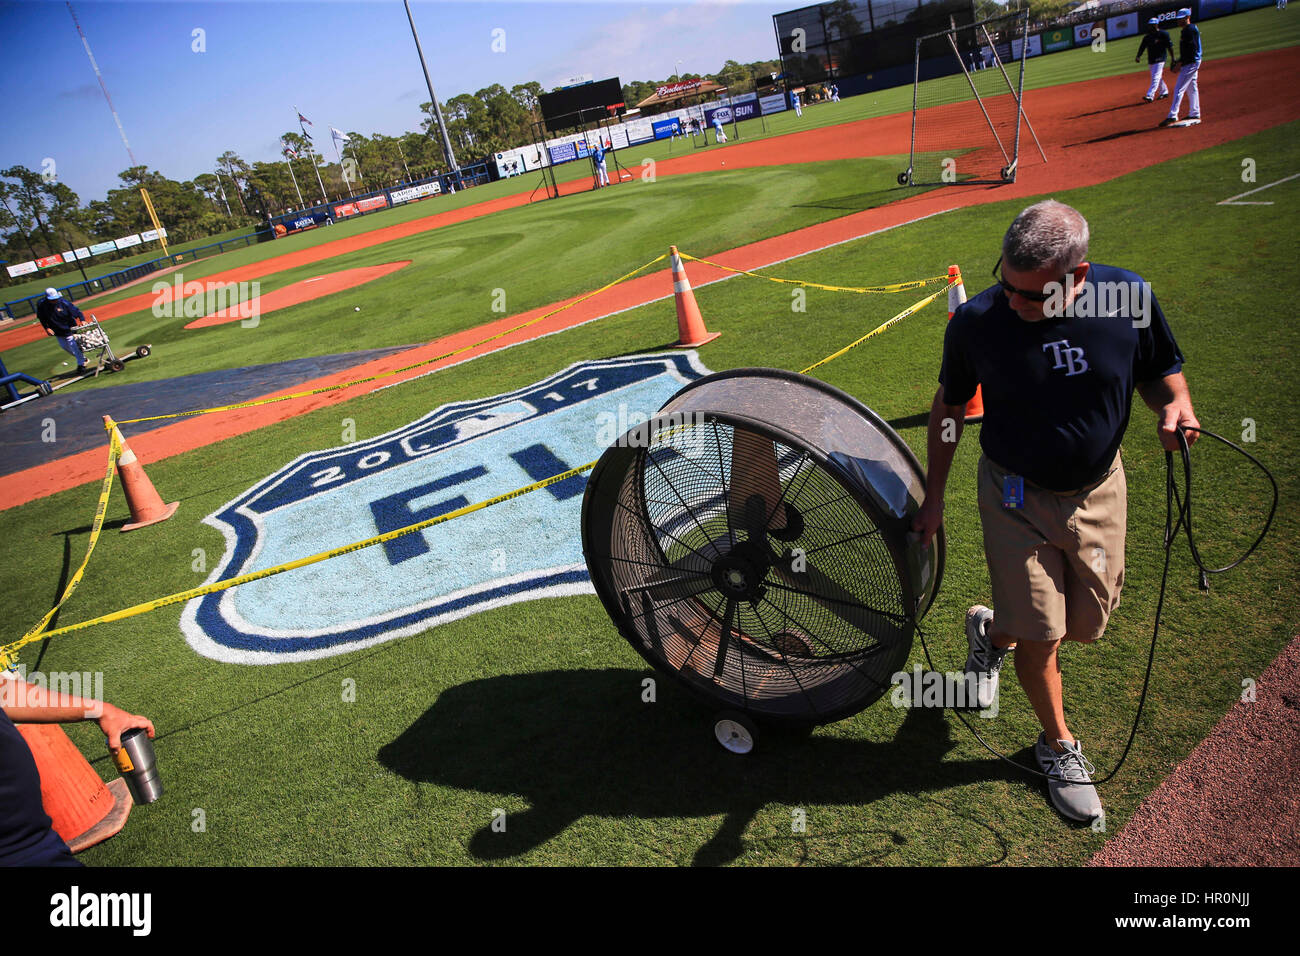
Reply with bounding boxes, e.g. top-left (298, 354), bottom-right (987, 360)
top-left (185, 260), bottom-right (411, 329)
